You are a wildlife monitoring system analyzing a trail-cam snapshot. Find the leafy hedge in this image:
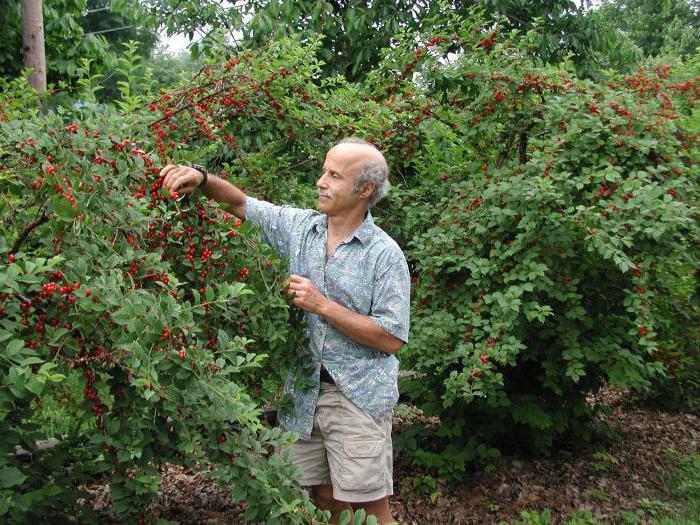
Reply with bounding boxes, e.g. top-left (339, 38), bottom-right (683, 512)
top-left (0, 45), bottom-right (325, 524)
